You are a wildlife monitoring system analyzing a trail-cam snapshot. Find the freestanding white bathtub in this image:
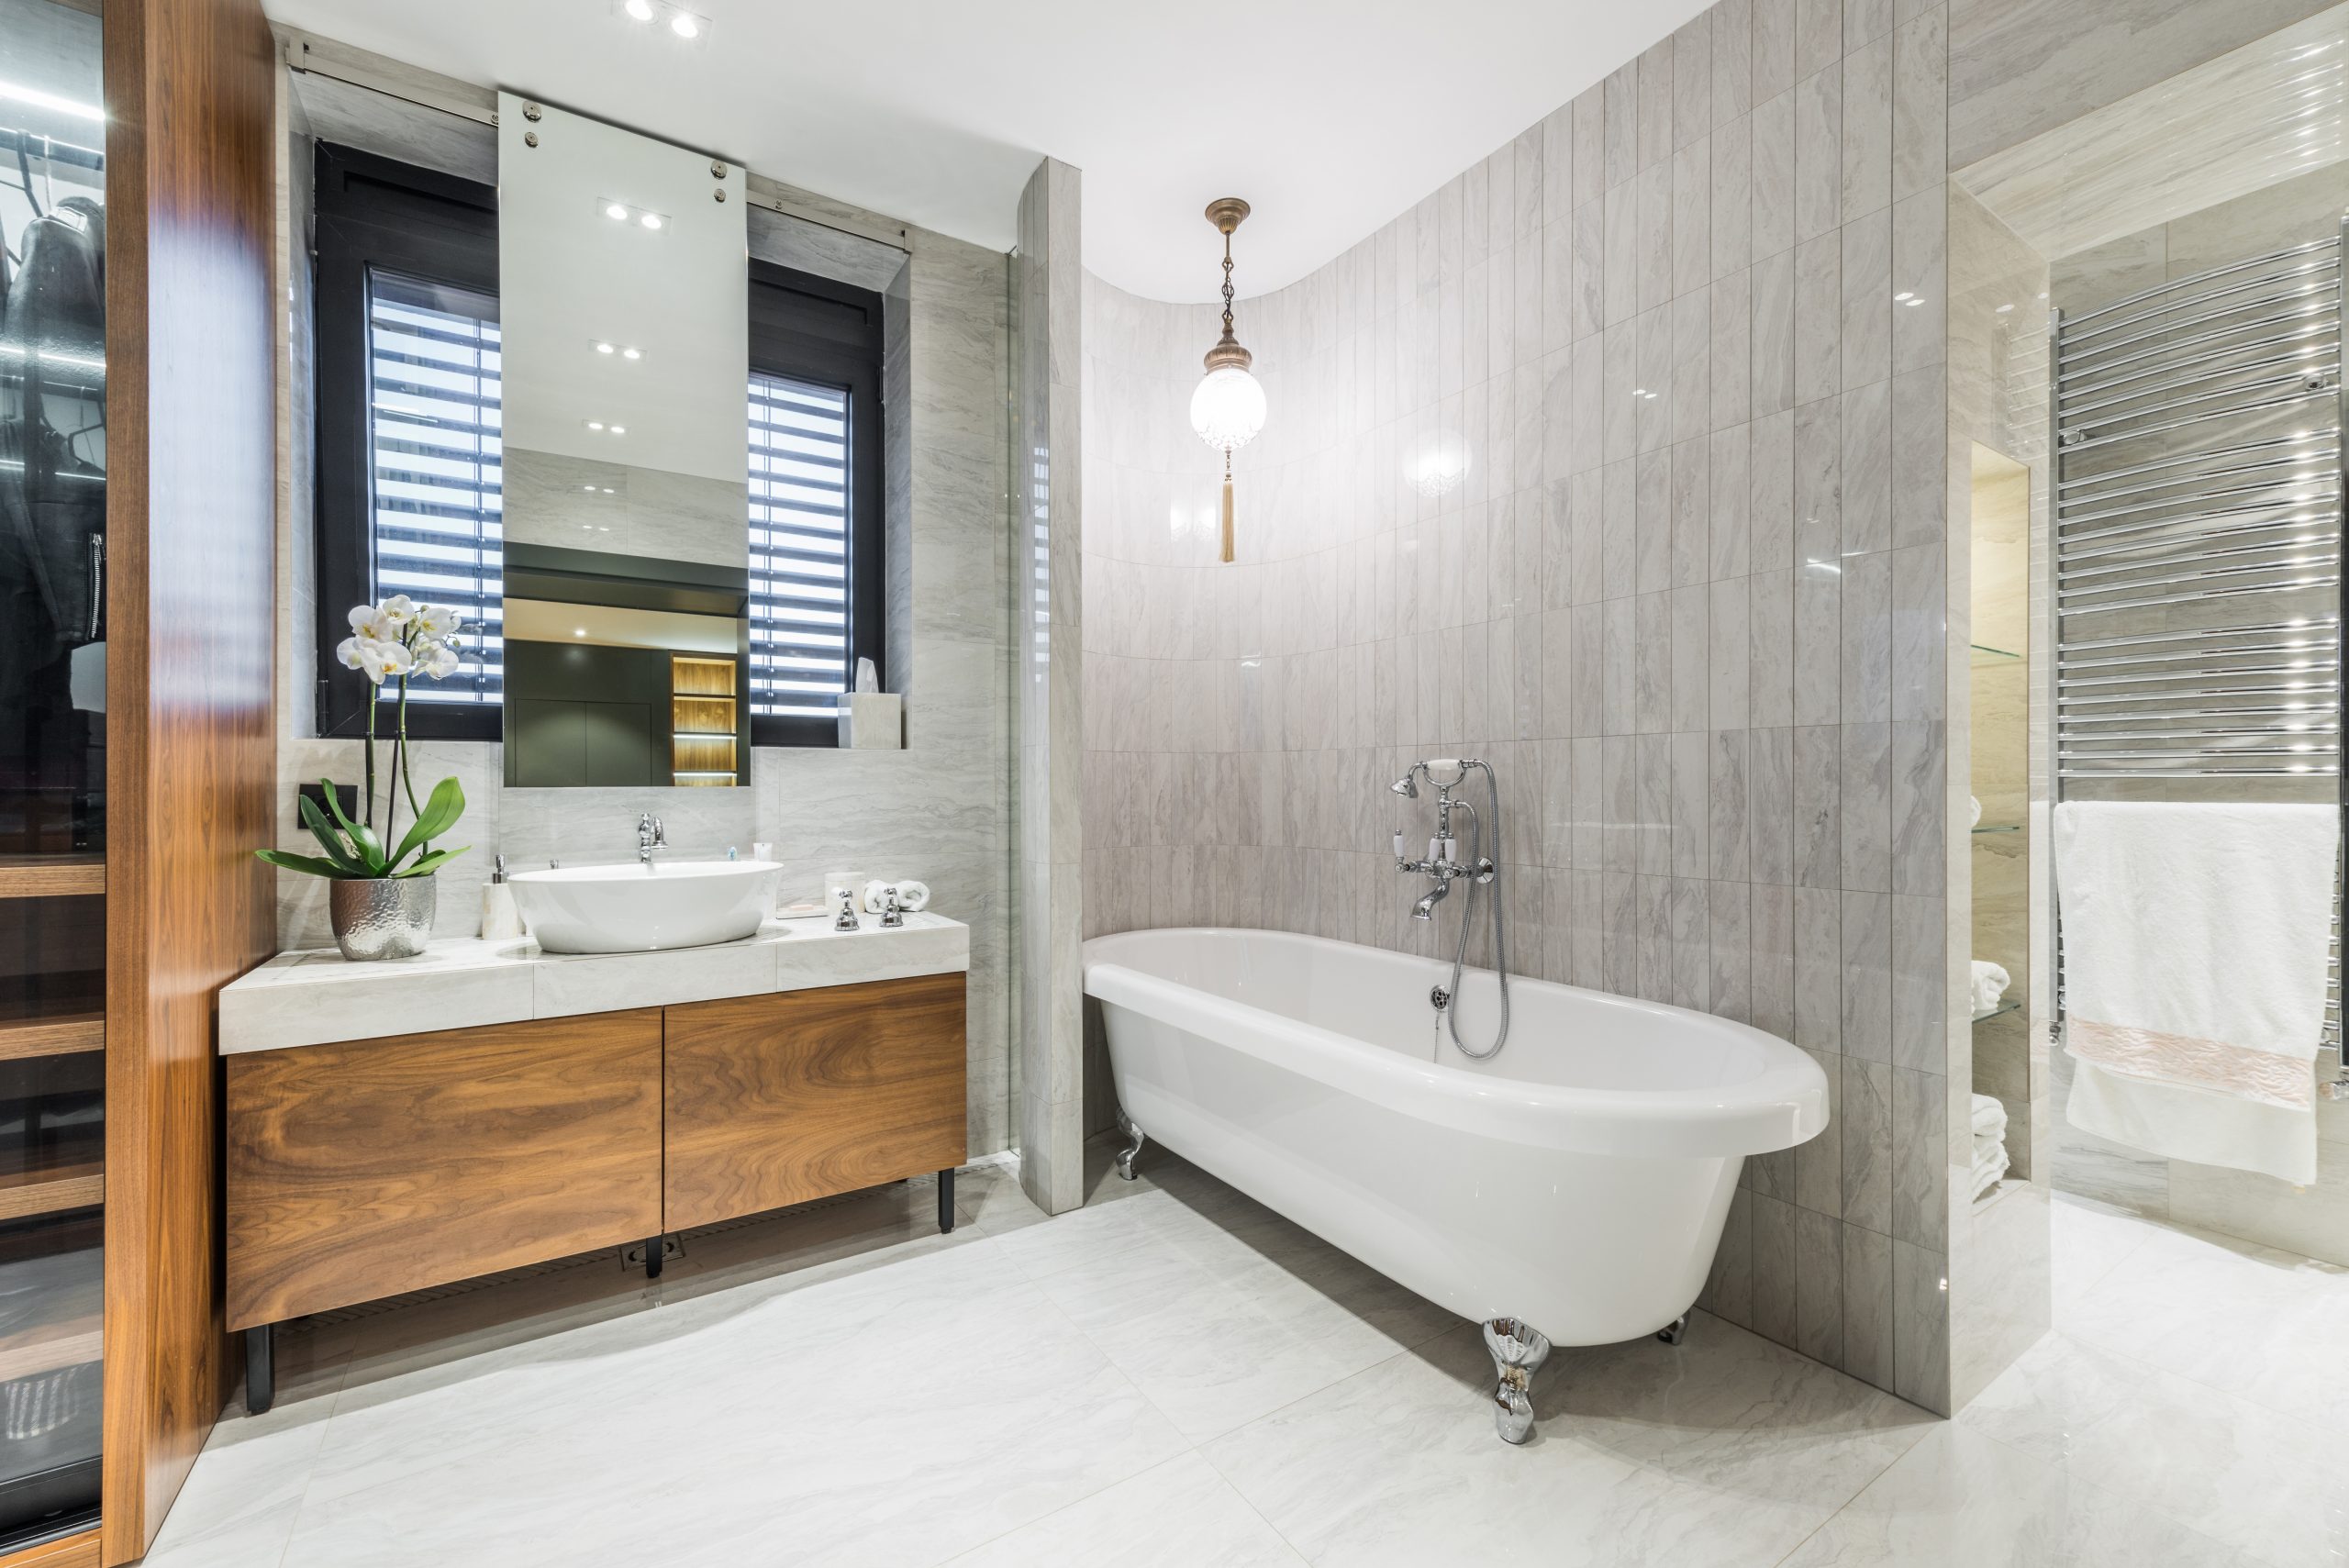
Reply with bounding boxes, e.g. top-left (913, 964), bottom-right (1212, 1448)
top-left (1083, 927), bottom-right (1829, 1440)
